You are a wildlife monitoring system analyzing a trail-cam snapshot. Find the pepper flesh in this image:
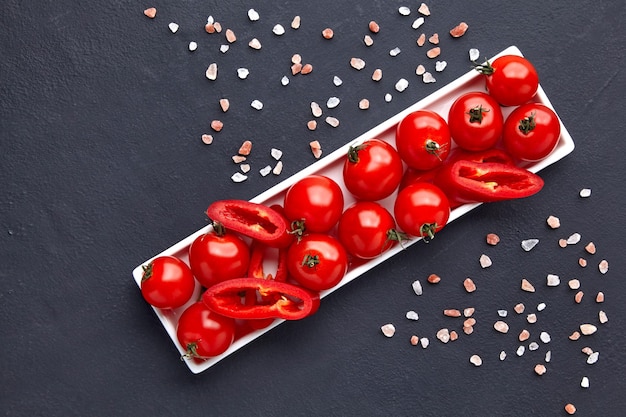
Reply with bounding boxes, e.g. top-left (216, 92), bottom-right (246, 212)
top-left (207, 200), bottom-right (294, 248)
top-left (203, 278), bottom-right (320, 320)
top-left (434, 160), bottom-right (544, 207)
